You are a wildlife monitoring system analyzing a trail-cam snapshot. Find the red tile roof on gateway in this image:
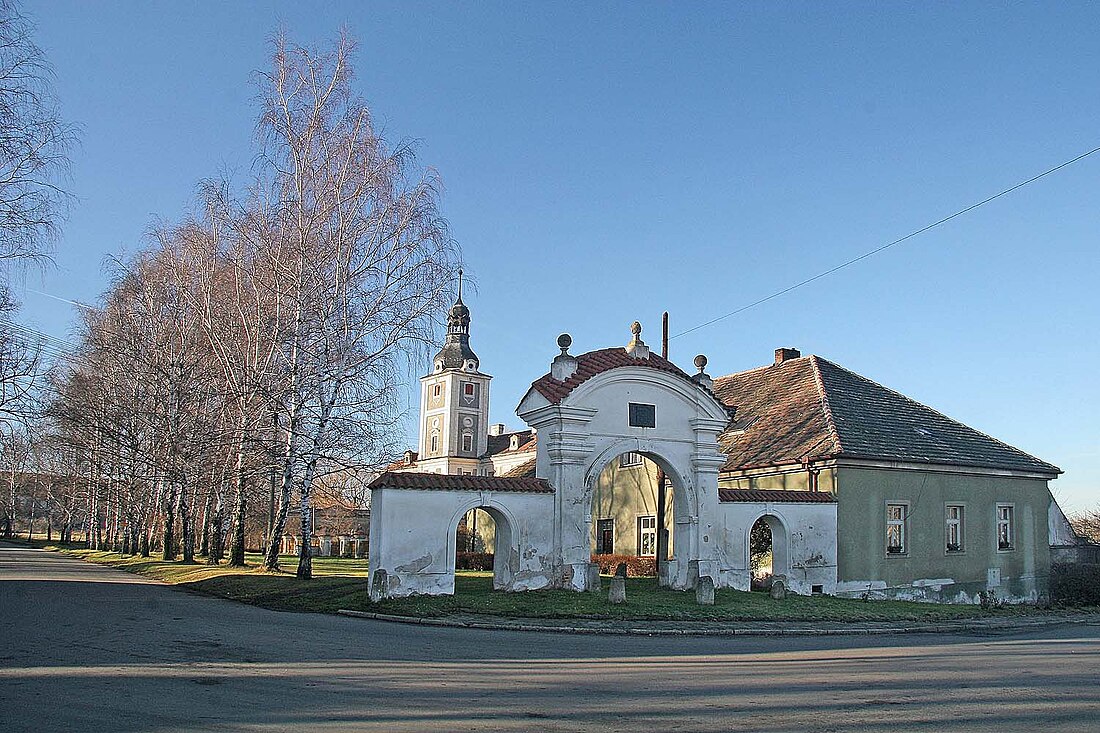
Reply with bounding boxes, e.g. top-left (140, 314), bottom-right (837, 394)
top-left (712, 355), bottom-right (1061, 476)
top-left (531, 347), bottom-right (696, 404)
top-left (368, 471), bottom-right (553, 493)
